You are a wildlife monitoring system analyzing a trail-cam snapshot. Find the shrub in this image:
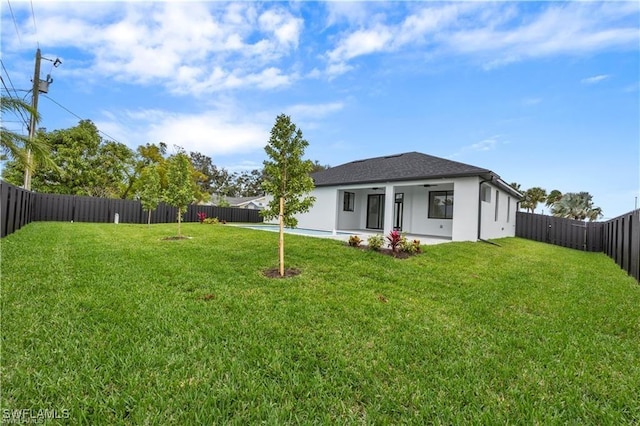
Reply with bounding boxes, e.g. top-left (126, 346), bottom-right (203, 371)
top-left (367, 234), bottom-right (384, 251)
top-left (386, 230), bottom-right (402, 253)
top-left (203, 217), bottom-right (219, 225)
top-left (197, 212), bottom-right (207, 224)
top-left (348, 235), bottom-right (362, 247)
top-left (400, 237), bottom-right (422, 254)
